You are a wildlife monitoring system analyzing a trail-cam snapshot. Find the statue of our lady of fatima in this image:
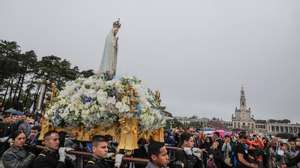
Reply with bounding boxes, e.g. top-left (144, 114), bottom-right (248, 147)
top-left (99, 19), bottom-right (121, 80)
